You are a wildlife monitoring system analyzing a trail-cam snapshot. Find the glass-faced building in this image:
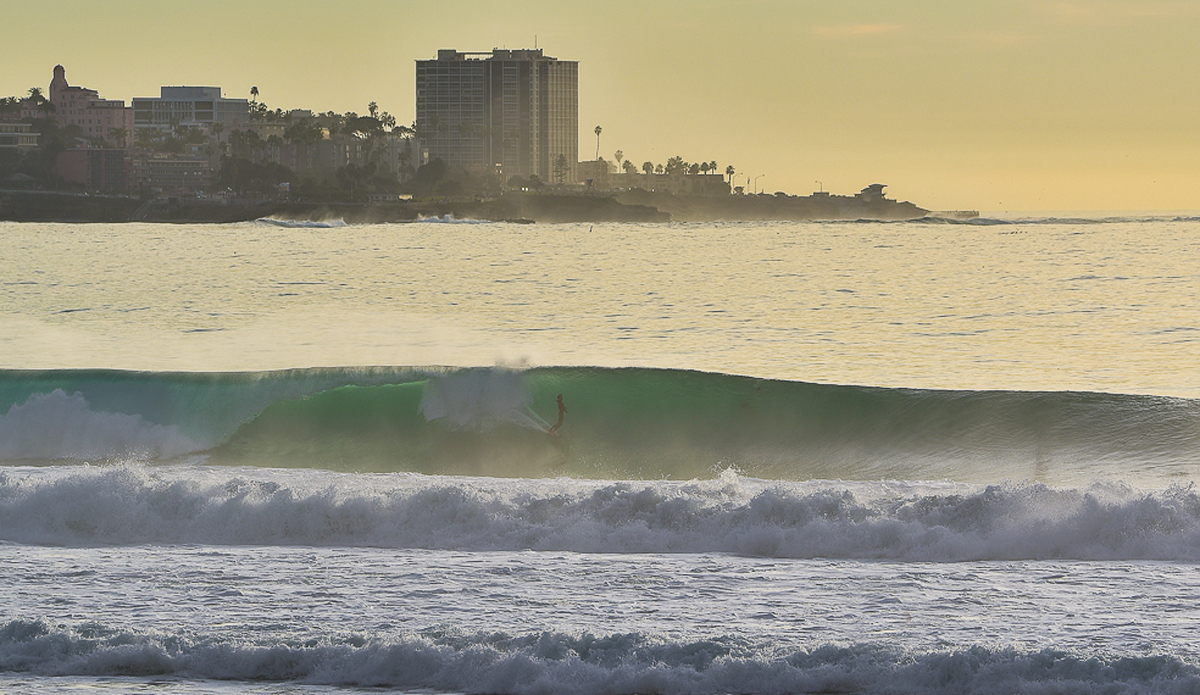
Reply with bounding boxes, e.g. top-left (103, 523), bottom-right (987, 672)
top-left (416, 49), bottom-right (578, 182)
